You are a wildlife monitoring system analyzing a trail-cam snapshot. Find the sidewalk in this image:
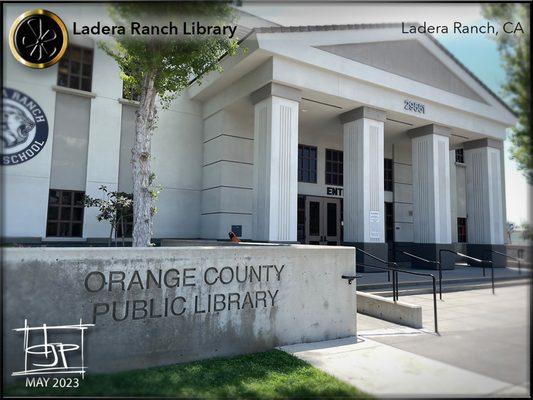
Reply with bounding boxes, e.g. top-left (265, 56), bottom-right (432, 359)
top-left (280, 284), bottom-right (530, 397)
top-left (280, 336), bottom-right (514, 397)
